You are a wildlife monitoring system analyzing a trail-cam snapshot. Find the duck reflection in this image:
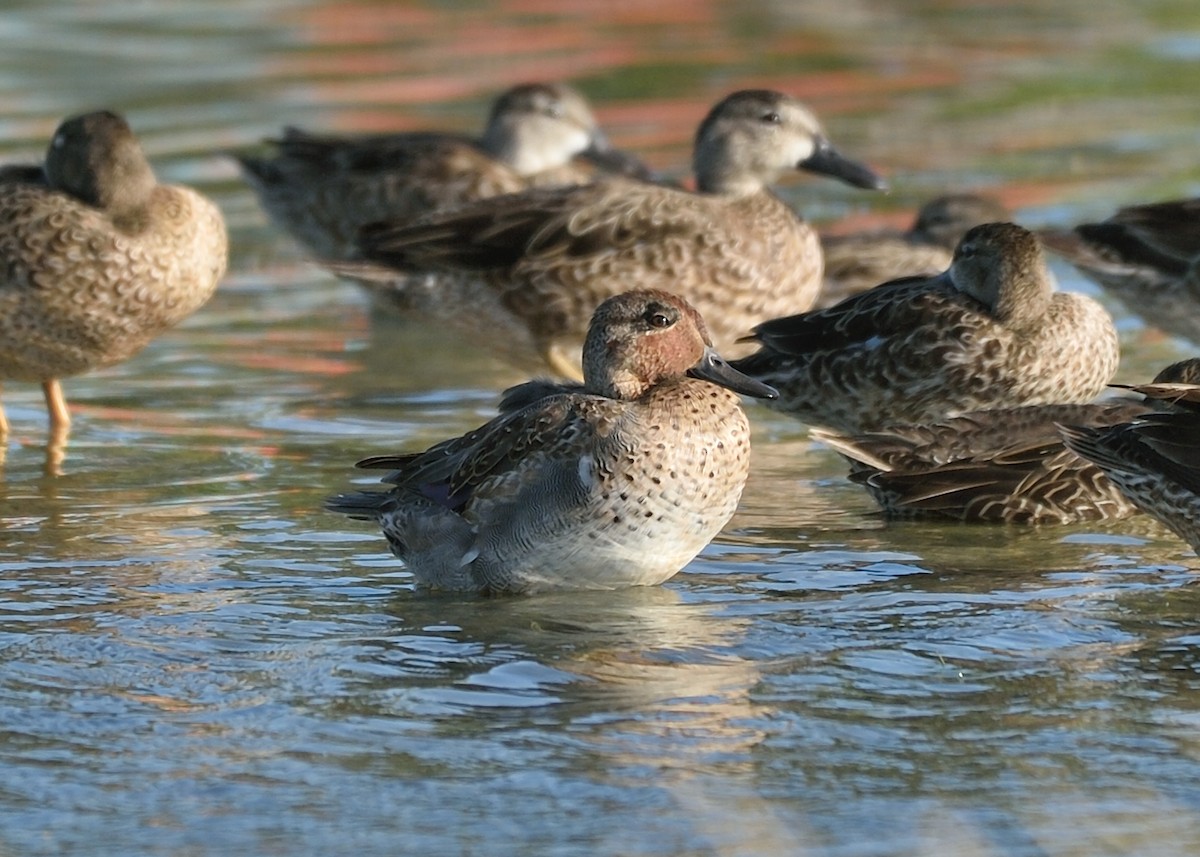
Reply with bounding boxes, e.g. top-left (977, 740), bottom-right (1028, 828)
top-left (374, 585), bottom-right (770, 770)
